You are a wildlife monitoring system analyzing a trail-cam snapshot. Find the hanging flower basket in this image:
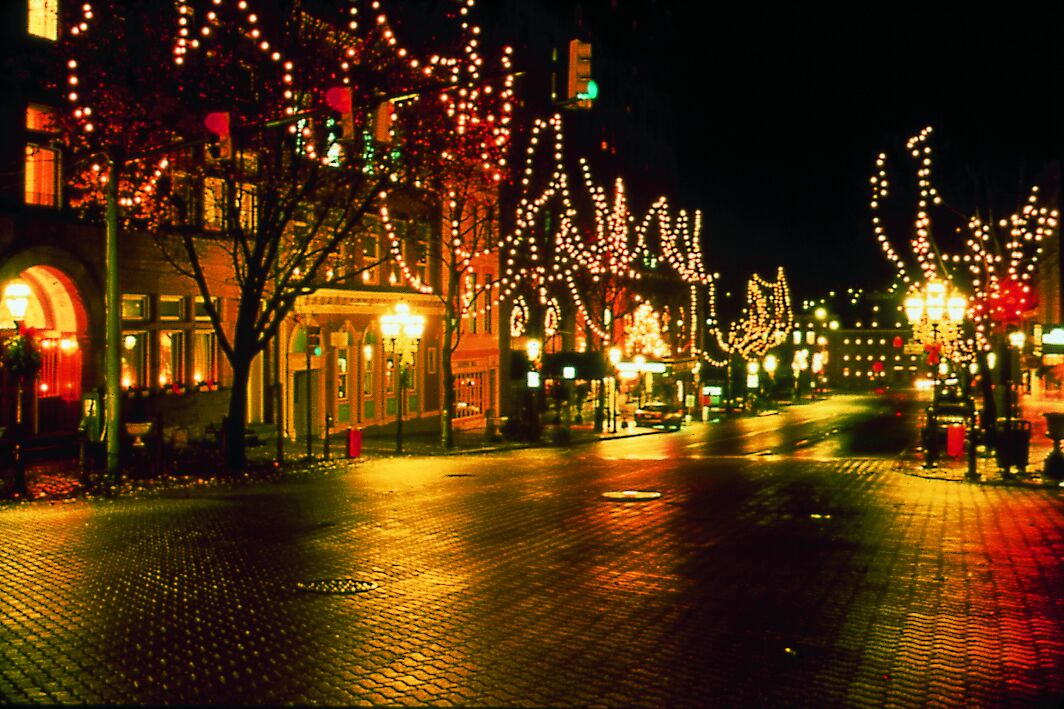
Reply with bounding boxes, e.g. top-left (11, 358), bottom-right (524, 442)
top-left (2, 327), bottom-right (42, 381)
